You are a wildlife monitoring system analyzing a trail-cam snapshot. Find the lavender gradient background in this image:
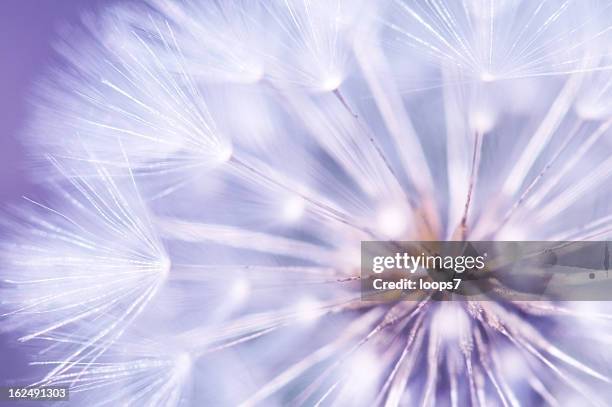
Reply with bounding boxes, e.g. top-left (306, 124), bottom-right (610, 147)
top-left (0, 0), bottom-right (127, 387)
